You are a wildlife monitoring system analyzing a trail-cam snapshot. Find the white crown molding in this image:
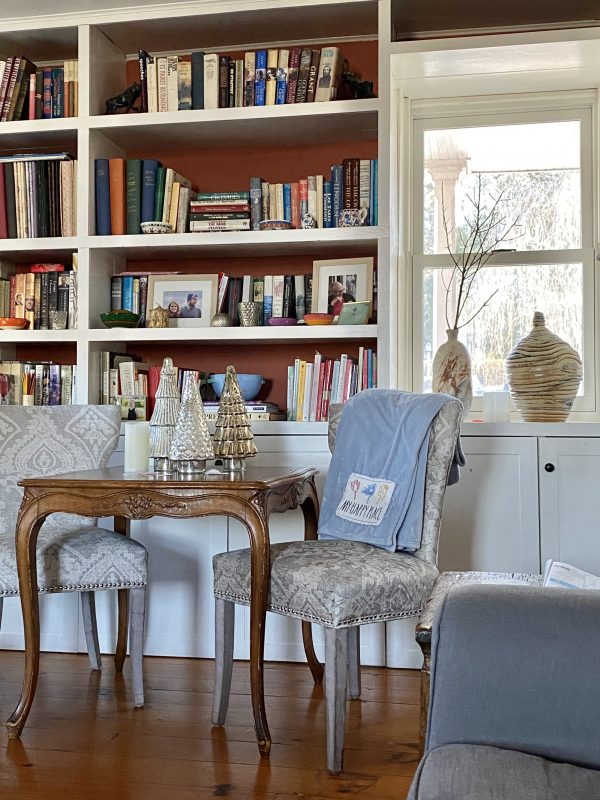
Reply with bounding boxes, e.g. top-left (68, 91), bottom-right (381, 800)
top-left (0, 0), bottom-right (365, 32)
